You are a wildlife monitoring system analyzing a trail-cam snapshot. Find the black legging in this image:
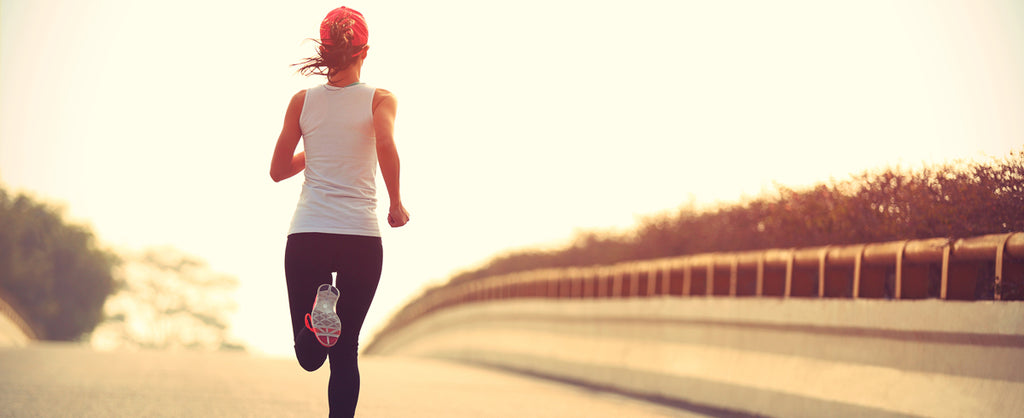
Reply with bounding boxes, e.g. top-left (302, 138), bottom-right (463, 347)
top-left (285, 232), bottom-right (383, 418)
